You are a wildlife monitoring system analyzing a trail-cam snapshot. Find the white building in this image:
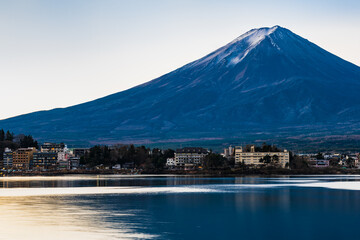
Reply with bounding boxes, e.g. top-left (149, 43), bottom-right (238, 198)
top-left (113, 164), bottom-right (121, 170)
top-left (174, 147), bottom-right (208, 167)
top-left (3, 148), bottom-right (13, 169)
top-left (222, 146), bottom-right (235, 158)
top-left (58, 151), bottom-right (69, 162)
top-left (166, 158), bottom-right (175, 167)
